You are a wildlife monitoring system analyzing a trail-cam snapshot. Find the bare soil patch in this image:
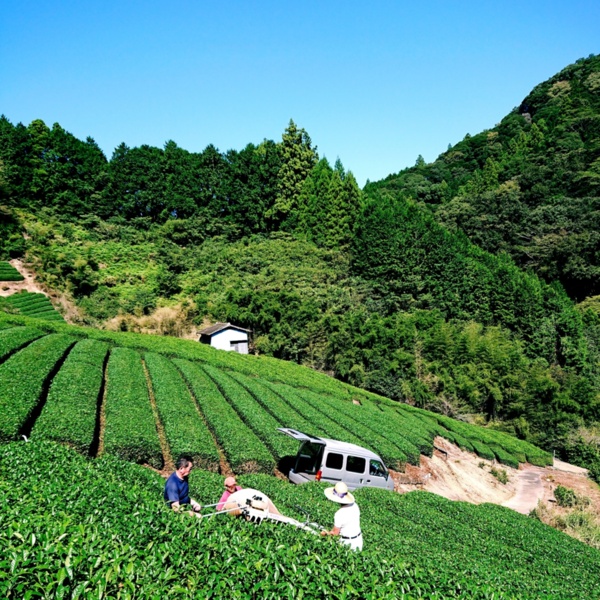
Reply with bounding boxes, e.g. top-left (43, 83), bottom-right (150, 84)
top-left (391, 437), bottom-right (599, 519)
top-left (391, 437), bottom-right (516, 504)
top-left (0, 259), bottom-right (46, 297)
top-left (1, 259), bottom-right (81, 322)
